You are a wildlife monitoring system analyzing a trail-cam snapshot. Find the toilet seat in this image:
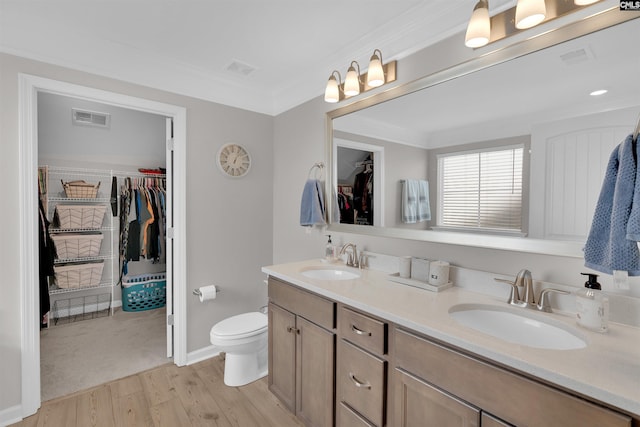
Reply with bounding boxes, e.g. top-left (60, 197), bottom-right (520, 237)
top-left (211, 312), bottom-right (267, 340)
